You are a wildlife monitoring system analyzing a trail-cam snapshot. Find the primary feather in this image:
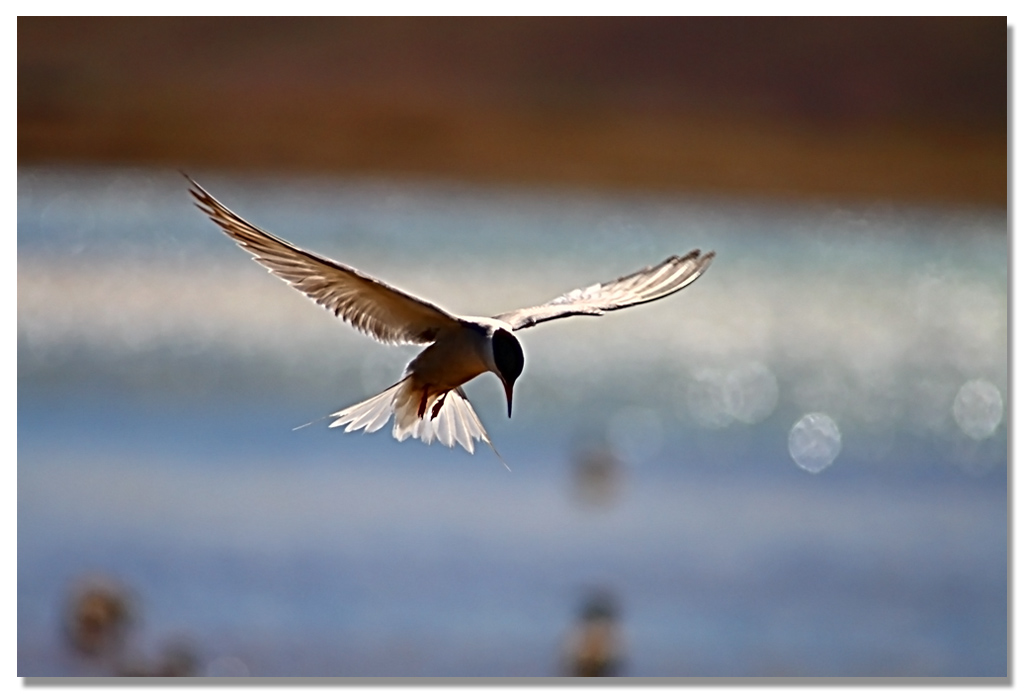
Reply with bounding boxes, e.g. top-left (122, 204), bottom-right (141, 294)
top-left (188, 176), bottom-right (461, 345)
top-left (493, 250), bottom-right (715, 331)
